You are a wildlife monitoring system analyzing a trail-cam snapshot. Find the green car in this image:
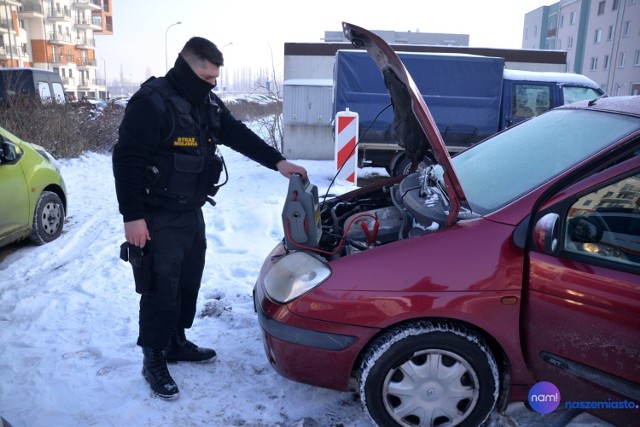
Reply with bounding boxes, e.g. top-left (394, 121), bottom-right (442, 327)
top-left (0, 126), bottom-right (67, 248)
